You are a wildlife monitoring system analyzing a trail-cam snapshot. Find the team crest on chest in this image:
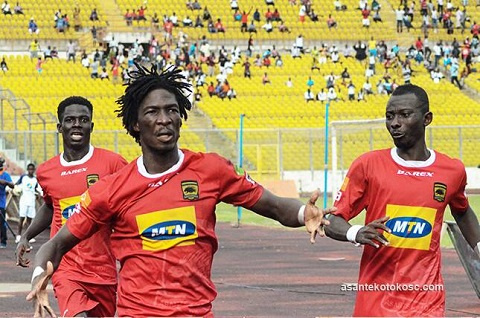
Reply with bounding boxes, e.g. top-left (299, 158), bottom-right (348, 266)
top-left (433, 182), bottom-right (447, 202)
top-left (181, 180), bottom-right (199, 200)
top-left (86, 174), bottom-right (99, 188)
